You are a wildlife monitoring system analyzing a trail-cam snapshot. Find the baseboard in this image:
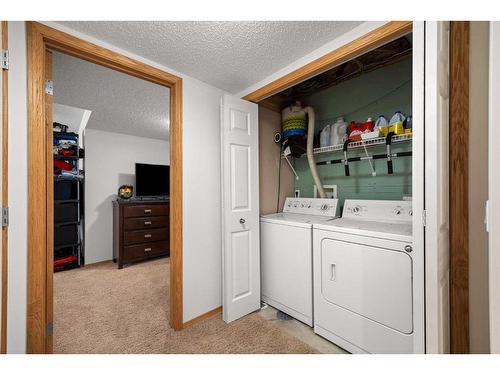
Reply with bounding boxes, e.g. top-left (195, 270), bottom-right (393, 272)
top-left (183, 306), bottom-right (222, 329)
